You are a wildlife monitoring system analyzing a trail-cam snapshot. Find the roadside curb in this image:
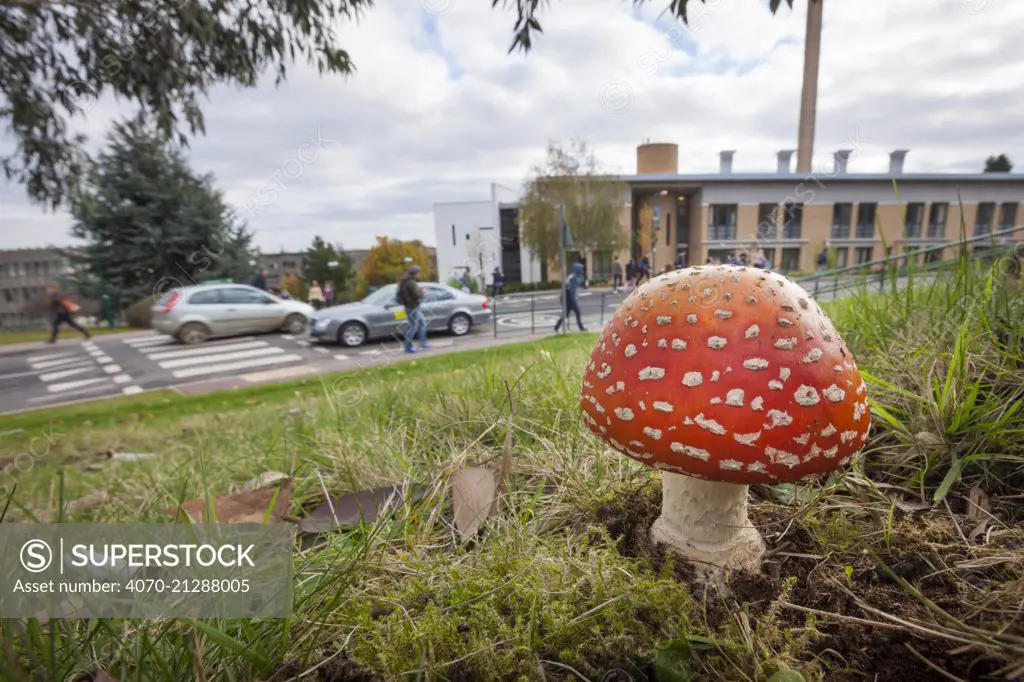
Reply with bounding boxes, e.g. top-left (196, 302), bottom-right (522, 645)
top-left (0, 329), bottom-right (153, 355)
